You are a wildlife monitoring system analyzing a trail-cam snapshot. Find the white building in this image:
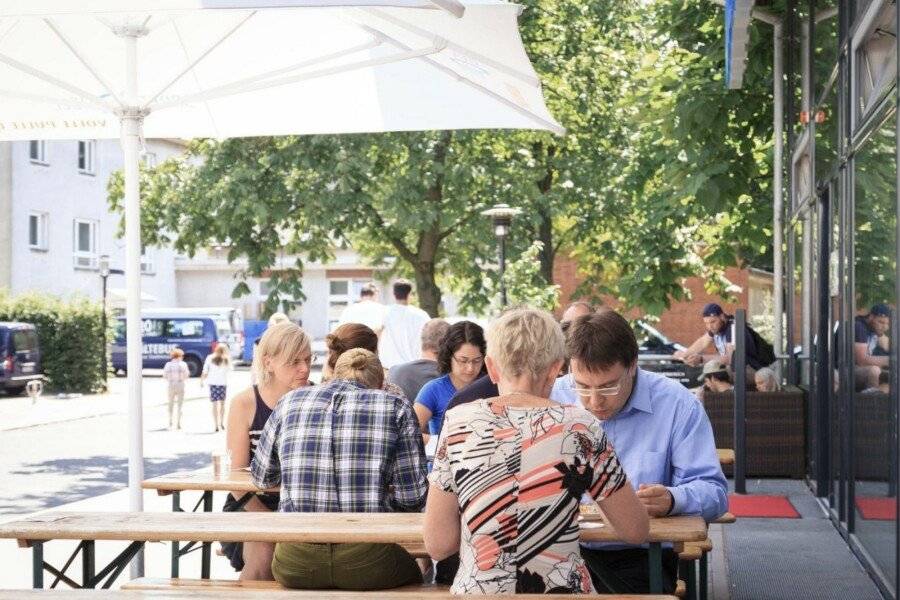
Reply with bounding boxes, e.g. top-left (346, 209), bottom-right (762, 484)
top-left (175, 246), bottom-right (397, 340)
top-left (0, 139), bottom-right (406, 340)
top-left (0, 139), bottom-right (183, 306)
